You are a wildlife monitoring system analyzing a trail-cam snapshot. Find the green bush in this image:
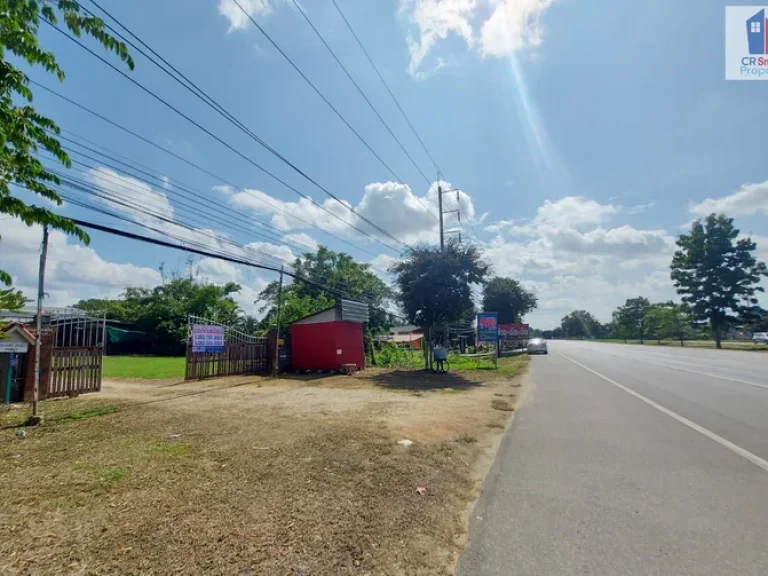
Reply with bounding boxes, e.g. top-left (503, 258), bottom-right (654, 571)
top-left (374, 342), bottom-right (422, 369)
